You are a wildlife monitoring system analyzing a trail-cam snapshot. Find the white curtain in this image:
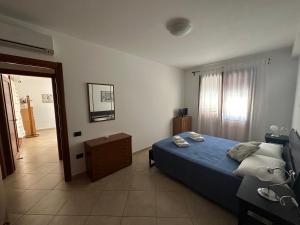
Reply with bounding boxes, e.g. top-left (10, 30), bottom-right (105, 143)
top-left (198, 66), bottom-right (256, 141)
top-left (198, 72), bottom-right (222, 136)
top-left (221, 67), bottom-right (256, 141)
top-left (249, 62), bottom-right (268, 141)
